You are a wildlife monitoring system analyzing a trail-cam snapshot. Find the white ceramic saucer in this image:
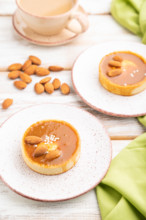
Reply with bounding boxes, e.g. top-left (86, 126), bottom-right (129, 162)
top-left (0, 104), bottom-right (111, 201)
top-left (12, 6), bottom-right (88, 46)
top-left (72, 41), bottom-right (146, 117)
